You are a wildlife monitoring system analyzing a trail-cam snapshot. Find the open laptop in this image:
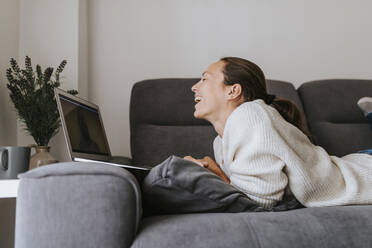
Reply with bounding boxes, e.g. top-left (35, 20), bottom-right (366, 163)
top-left (54, 88), bottom-right (151, 171)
